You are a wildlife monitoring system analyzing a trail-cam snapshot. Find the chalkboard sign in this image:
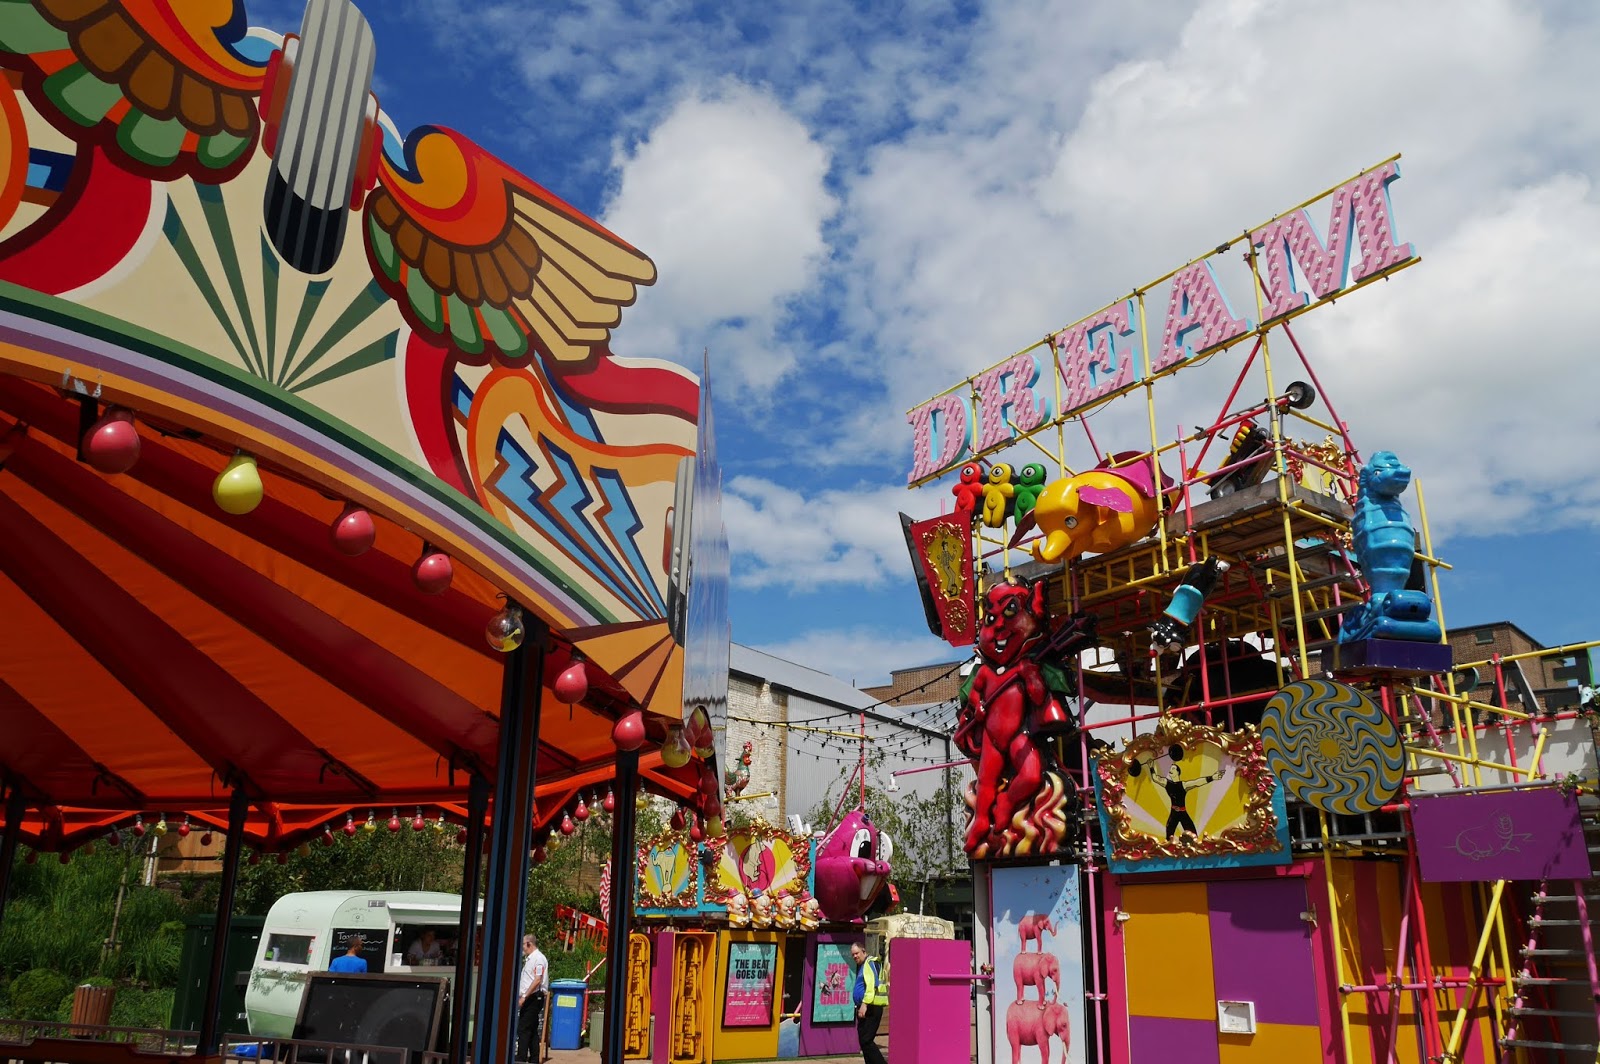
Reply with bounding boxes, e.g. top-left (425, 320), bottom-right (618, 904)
top-left (331, 926), bottom-right (390, 973)
top-left (293, 972), bottom-right (446, 1064)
